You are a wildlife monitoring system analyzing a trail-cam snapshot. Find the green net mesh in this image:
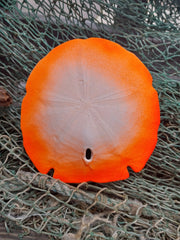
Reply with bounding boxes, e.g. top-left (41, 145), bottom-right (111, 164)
top-left (0, 0), bottom-right (180, 239)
